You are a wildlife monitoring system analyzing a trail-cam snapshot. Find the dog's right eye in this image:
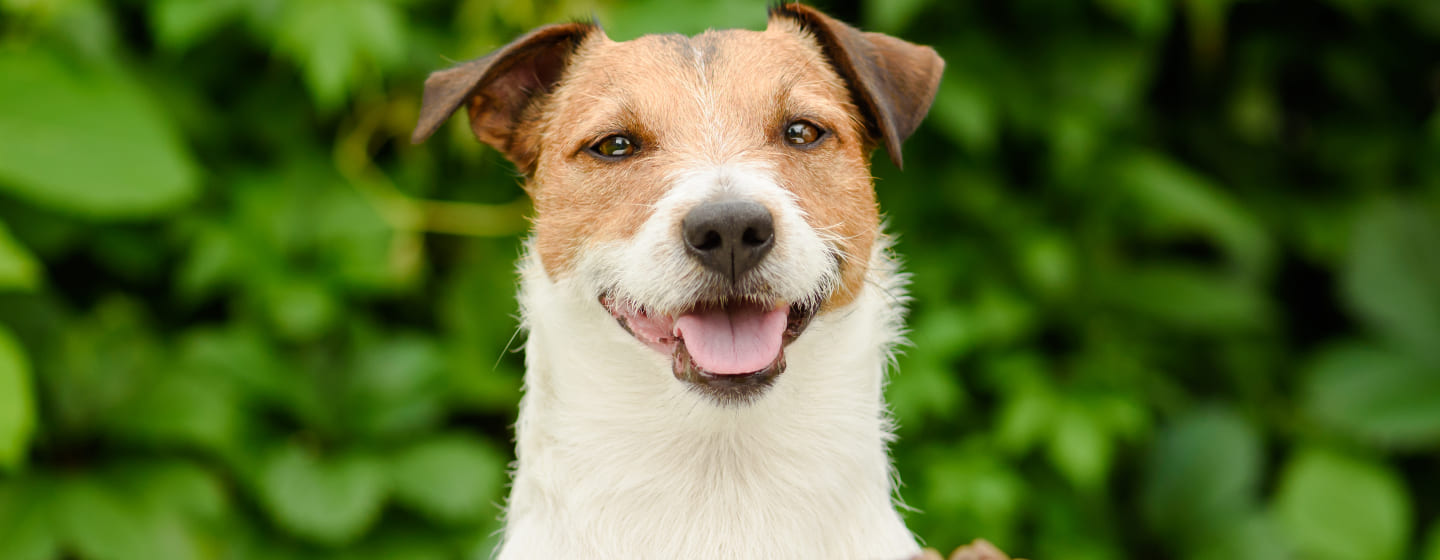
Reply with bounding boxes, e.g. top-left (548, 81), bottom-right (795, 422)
top-left (590, 135), bottom-right (637, 159)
